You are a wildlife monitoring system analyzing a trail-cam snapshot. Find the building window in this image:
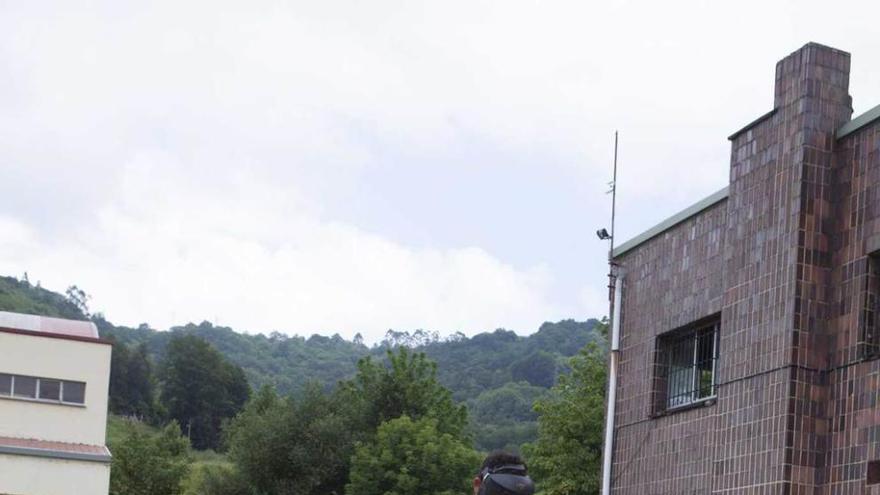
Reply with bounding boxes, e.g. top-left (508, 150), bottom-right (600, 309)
top-left (0, 374), bottom-right (11, 395)
top-left (13, 376), bottom-right (37, 399)
top-left (862, 254), bottom-right (880, 359)
top-left (0, 374), bottom-right (85, 406)
top-left (39, 379), bottom-right (61, 401)
top-left (62, 381), bottom-right (86, 404)
top-left (654, 318), bottom-right (719, 413)
top-left (869, 460), bottom-right (880, 485)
